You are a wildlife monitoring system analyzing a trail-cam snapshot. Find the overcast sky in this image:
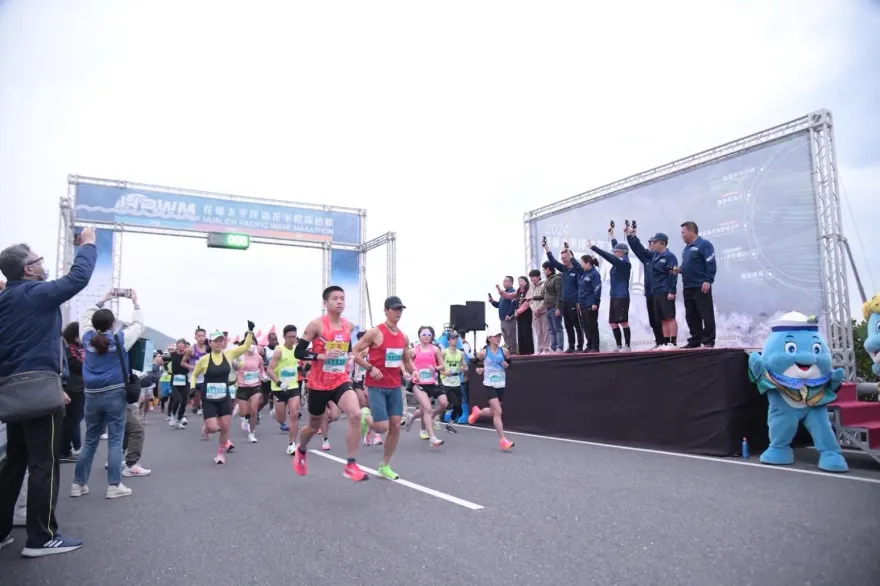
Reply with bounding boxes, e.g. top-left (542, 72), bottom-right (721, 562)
top-left (1, 0), bottom-right (878, 343)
